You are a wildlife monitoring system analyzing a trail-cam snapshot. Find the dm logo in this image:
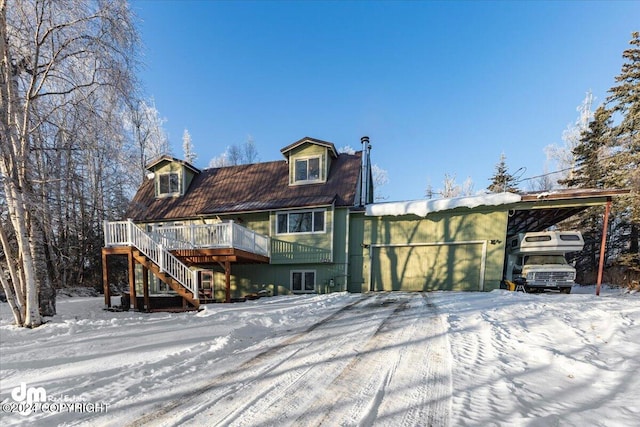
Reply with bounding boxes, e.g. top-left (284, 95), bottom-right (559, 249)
top-left (11, 382), bottom-right (47, 415)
